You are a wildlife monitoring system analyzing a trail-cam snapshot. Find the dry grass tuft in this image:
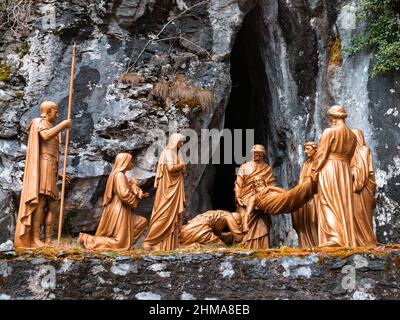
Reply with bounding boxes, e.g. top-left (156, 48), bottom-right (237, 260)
top-left (195, 89), bottom-right (213, 108)
top-left (175, 98), bottom-right (201, 108)
top-left (150, 74), bottom-right (214, 108)
top-left (118, 72), bottom-right (142, 87)
top-left (152, 81), bottom-right (170, 100)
